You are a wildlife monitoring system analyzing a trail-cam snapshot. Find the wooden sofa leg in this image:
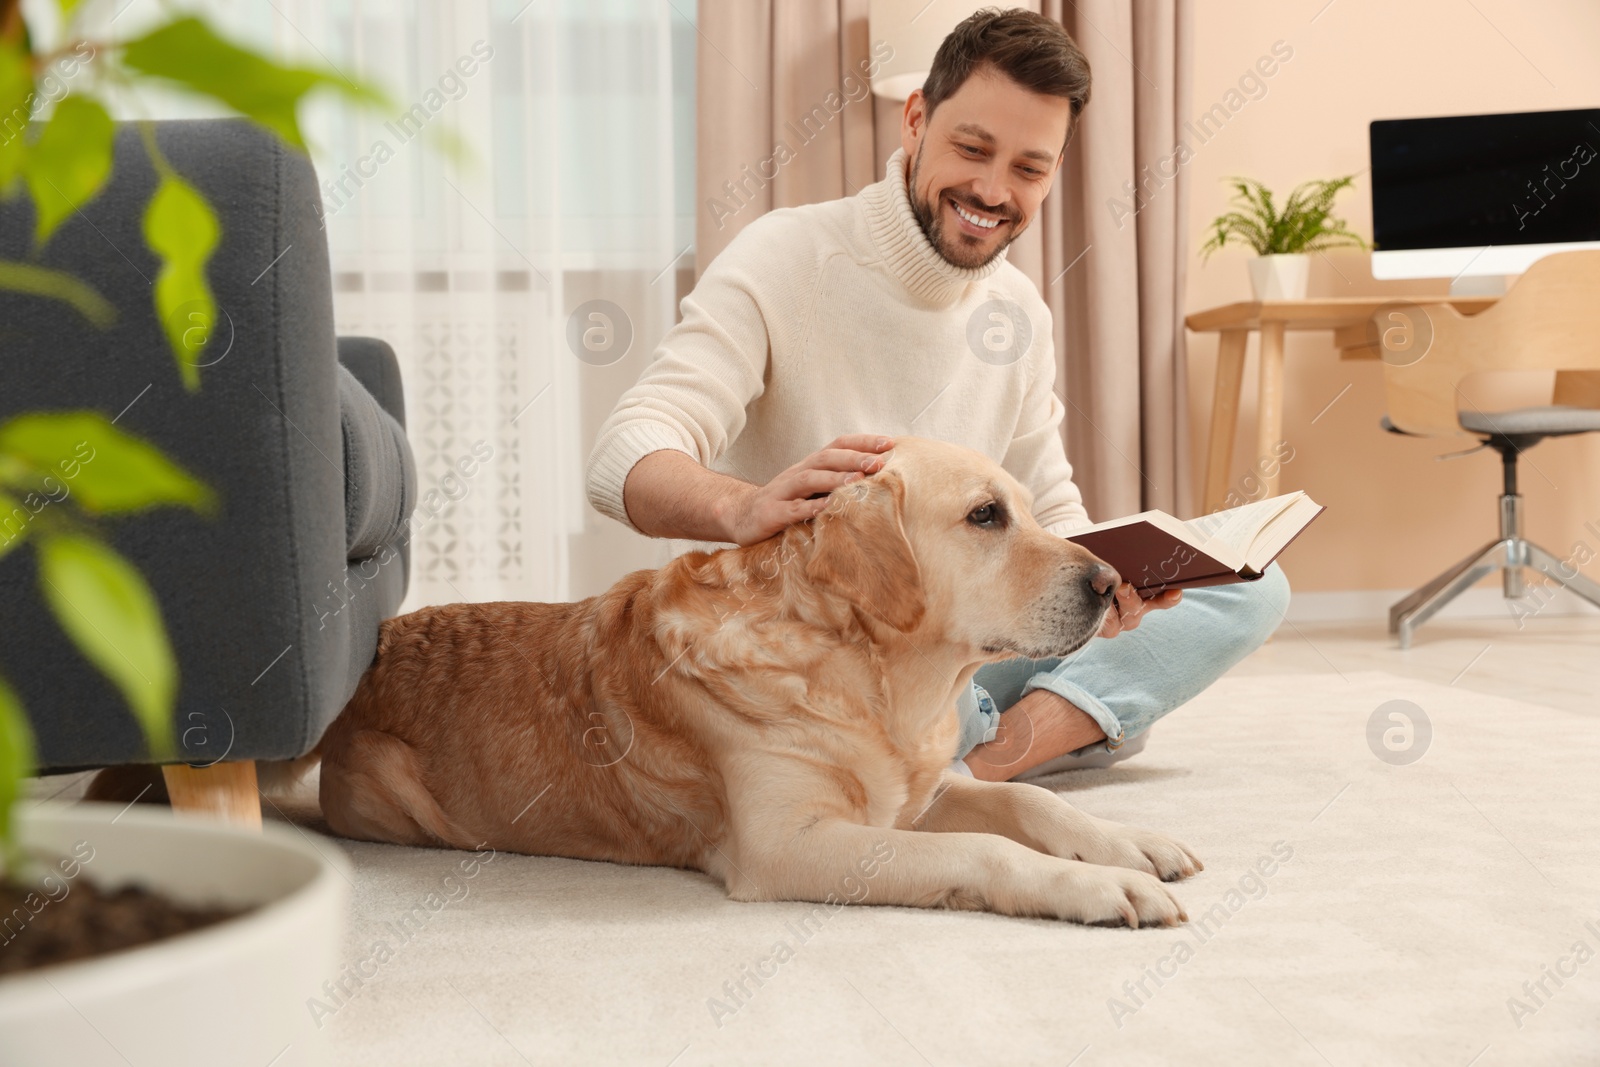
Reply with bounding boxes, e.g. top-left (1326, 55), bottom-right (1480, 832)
top-left (161, 761), bottom-right (263, 830)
